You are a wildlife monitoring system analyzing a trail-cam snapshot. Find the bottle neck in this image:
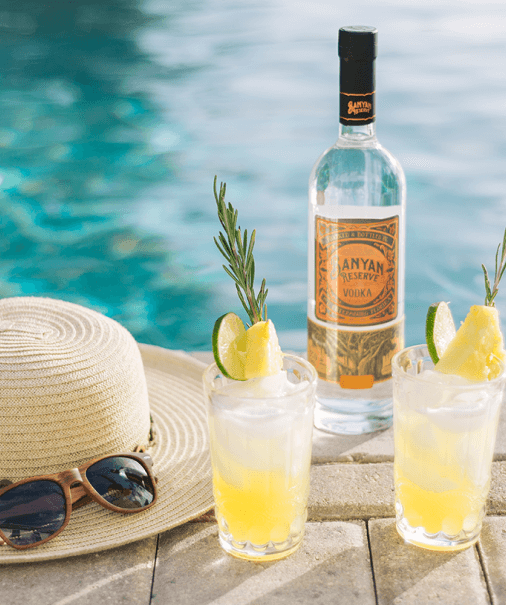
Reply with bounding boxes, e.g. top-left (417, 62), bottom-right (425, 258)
top-left (339, 58), bottom-right (376, 129)
top-left (339, 122), bottom-right (376, 142)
